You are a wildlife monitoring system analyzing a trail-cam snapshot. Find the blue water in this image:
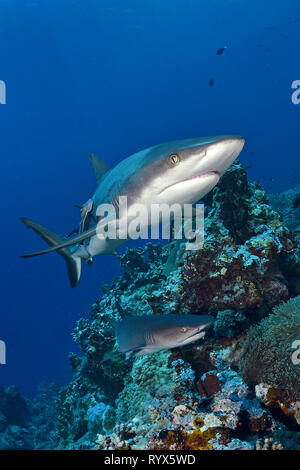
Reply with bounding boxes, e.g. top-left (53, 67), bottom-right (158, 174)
top-left (0, 0), bottom-right (299, 398)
